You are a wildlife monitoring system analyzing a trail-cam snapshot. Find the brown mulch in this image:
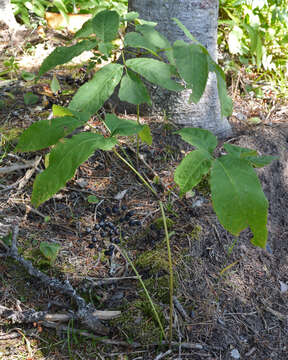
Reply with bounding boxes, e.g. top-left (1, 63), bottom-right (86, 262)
top-left (0, 28), bottom-right (288, 360)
